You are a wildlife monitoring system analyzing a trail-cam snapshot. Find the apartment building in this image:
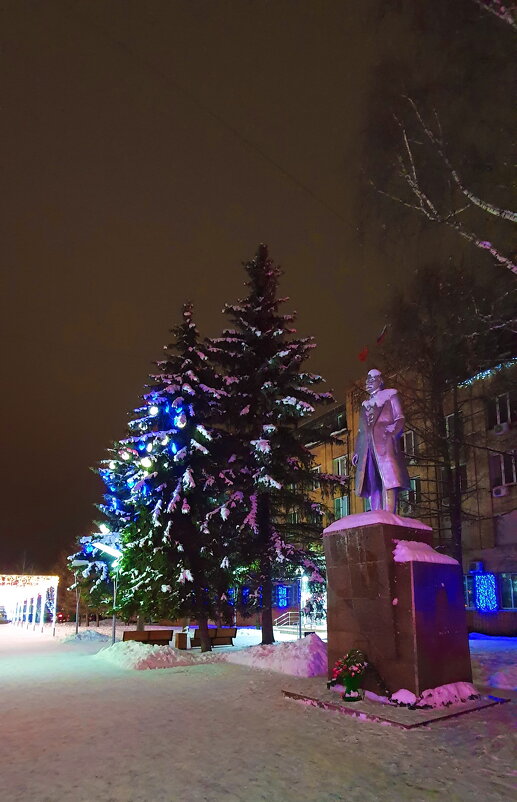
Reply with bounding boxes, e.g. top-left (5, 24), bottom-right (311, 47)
top-left (307, 375), bottom-right (517, 635)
